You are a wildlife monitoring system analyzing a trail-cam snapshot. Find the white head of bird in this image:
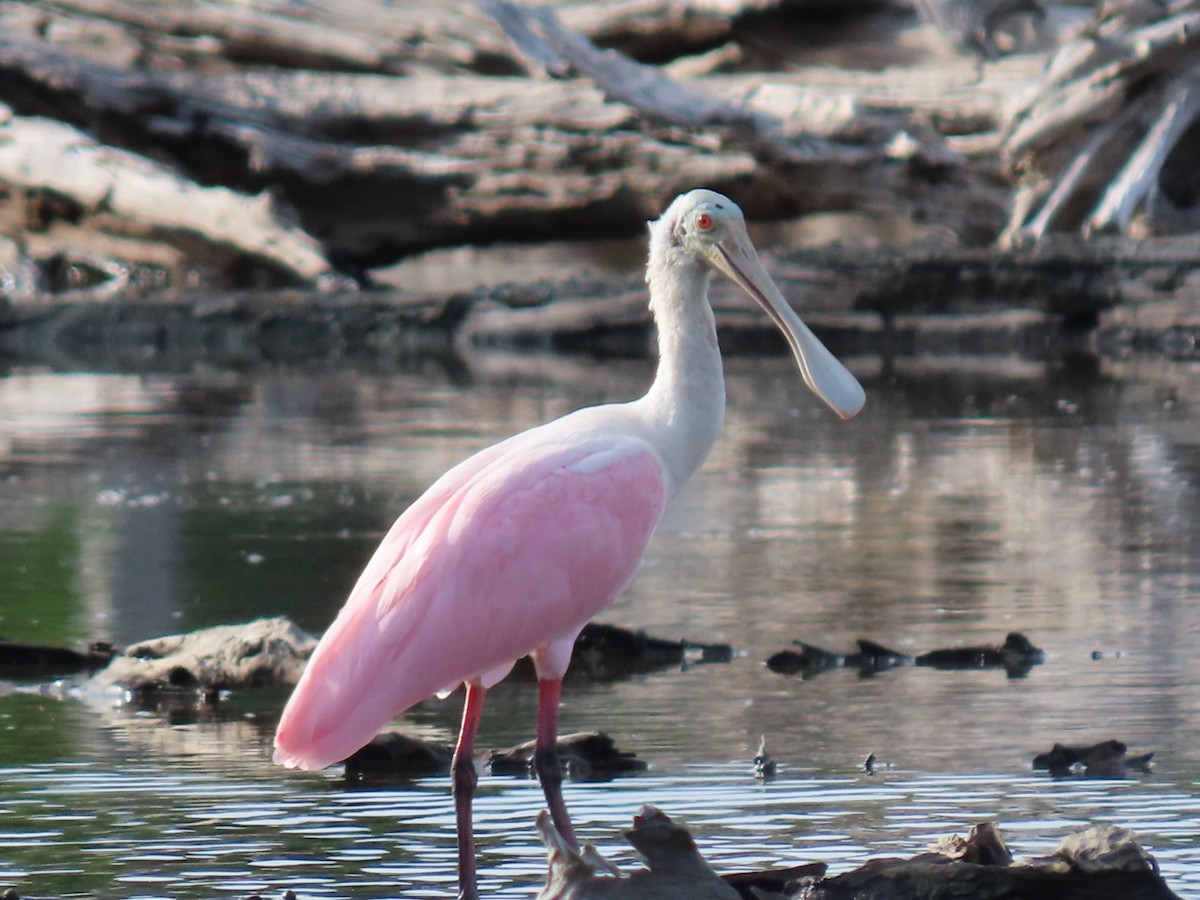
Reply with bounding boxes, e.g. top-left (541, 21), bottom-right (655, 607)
top-left (644, 189), bottom-right (865, 422)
